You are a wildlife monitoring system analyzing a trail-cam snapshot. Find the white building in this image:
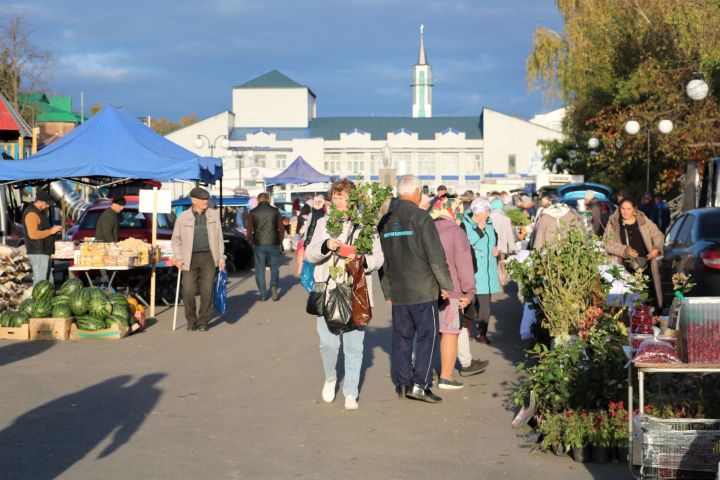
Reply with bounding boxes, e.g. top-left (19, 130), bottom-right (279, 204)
top-left (166, 26), bottom-right (564, 198)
